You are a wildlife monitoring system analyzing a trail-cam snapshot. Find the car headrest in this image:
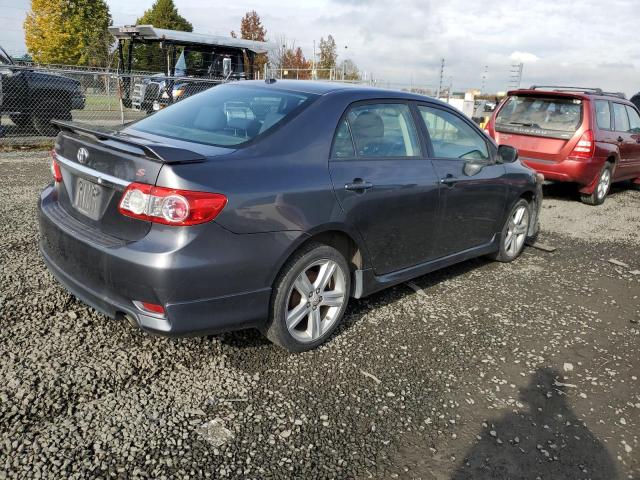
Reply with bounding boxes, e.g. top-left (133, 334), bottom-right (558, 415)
top-left (352, 111), bottom-right (384, 139)
top-left (193, 107), bottom-right (227, 131)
